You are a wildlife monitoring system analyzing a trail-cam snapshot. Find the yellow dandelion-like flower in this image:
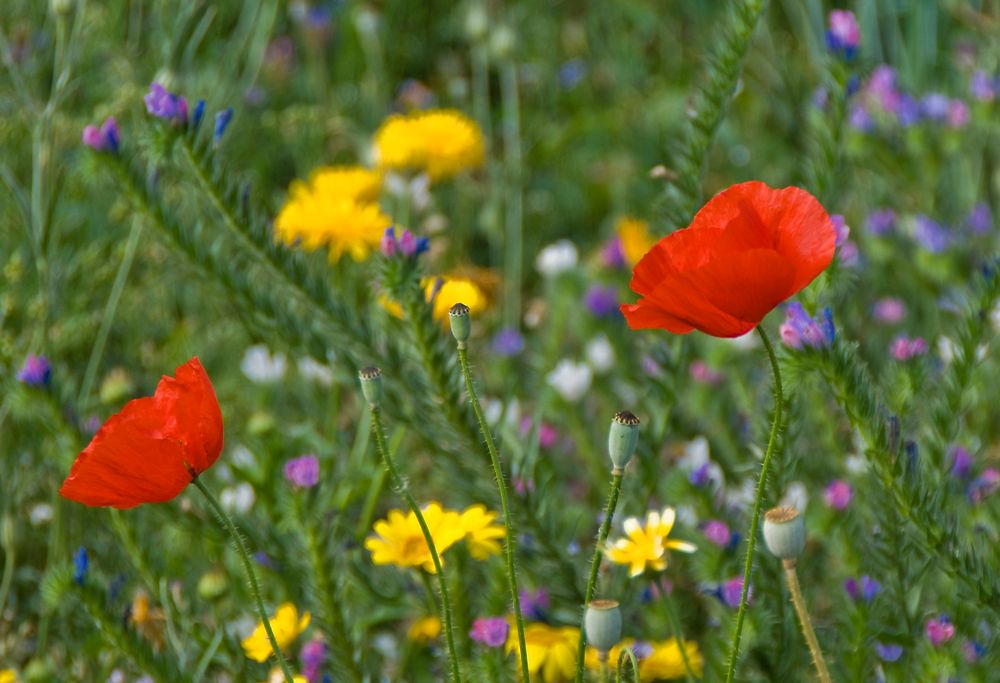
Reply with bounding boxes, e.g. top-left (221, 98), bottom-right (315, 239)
top-left (378, 276), bottom-right (488, 324)
top-left (373, 109), bottom-right (485, 182)
top-left (459, 504), bottom-right (505, 560)
top-left (259, 669), bottom-right (308, 683)
top-left (615, 216), bottom-right (656, 266)
top-left (407, 615), bottom-right (442, 644)
top-left (274, 165), bottom-right (390, 262)
top-left (364, 502), bottom-right (465, 573)
top-left (605, 507), bottom-right (696, 578)
top-left (507, 623), bottom-right (580, 683)
top-left (0, 669), bottom-right (18, 683)
top-left (585, 638), bottom-right (703, 681)
top-left (242, 602), bottom-right (311, 663)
